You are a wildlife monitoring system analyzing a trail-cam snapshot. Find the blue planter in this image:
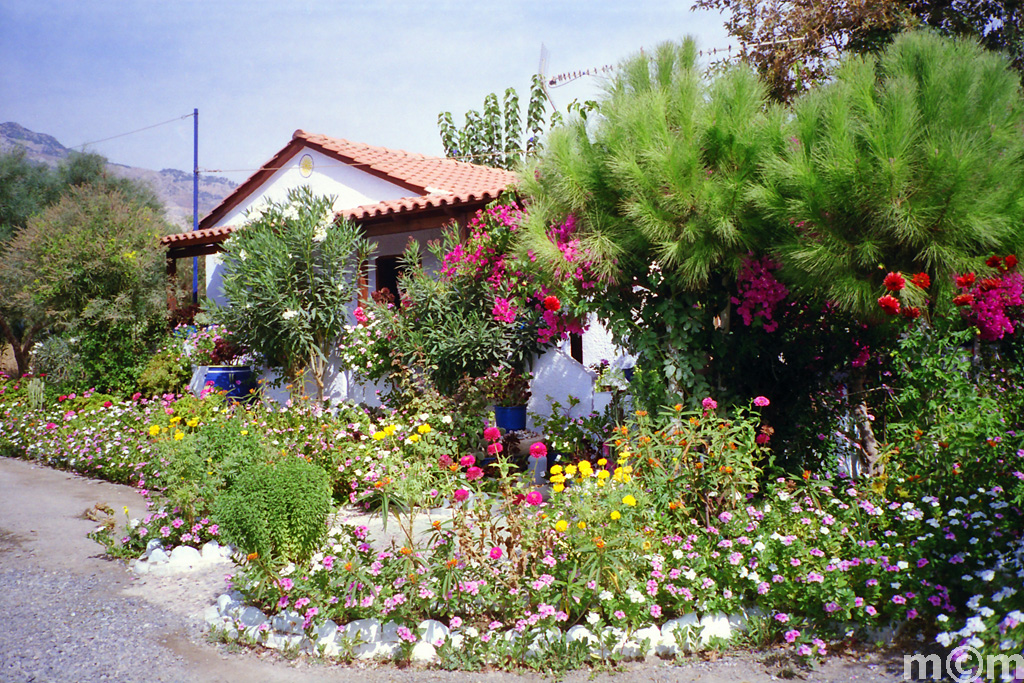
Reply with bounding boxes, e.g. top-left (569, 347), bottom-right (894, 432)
top-left (204, 365), bottom-right (257, 401)
top-left (494, 405), bottom-right (527, 432)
